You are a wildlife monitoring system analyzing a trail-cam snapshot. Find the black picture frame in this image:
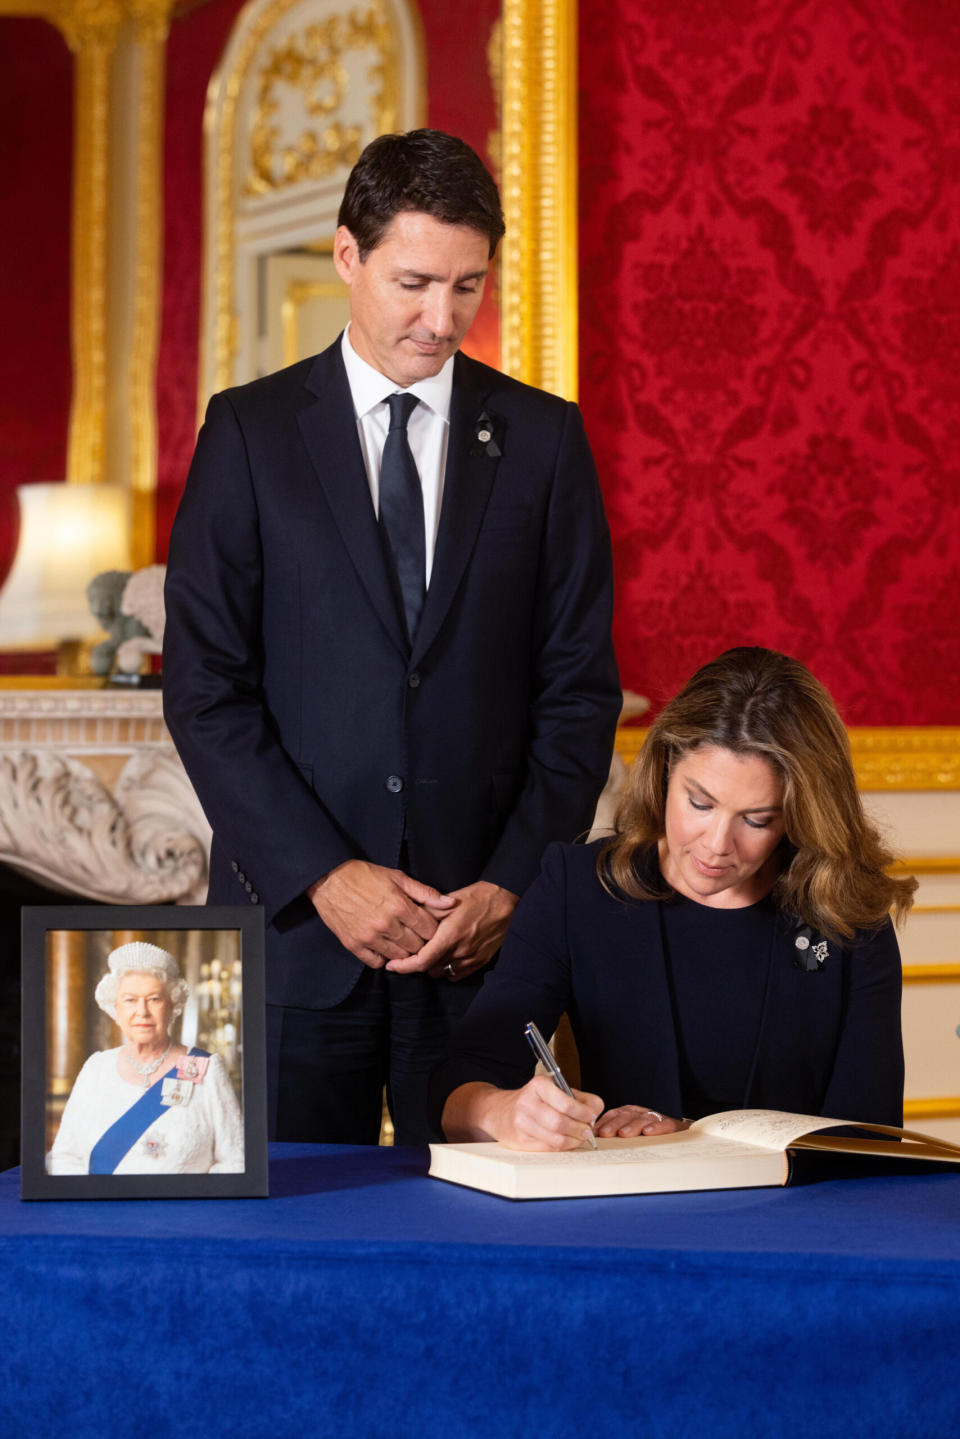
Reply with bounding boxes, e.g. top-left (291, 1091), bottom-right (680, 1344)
top-left (20, 905), bottom-right (268, 1200)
